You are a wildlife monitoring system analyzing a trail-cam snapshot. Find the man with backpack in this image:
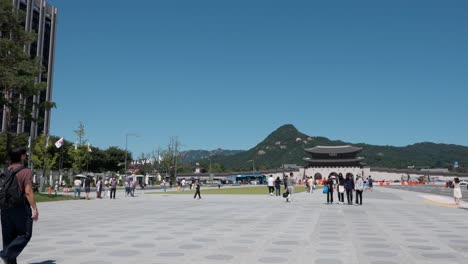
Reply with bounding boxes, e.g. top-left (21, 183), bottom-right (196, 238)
top-left (0, 147), bottom-right (39, 263)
